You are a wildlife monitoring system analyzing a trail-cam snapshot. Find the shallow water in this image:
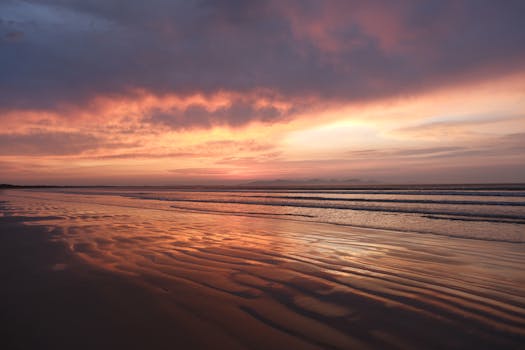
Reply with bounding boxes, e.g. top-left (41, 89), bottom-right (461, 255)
top-left (1, 188), bottom-right (524, 349)
top-left (24, 186), bottom-right (525, 242)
